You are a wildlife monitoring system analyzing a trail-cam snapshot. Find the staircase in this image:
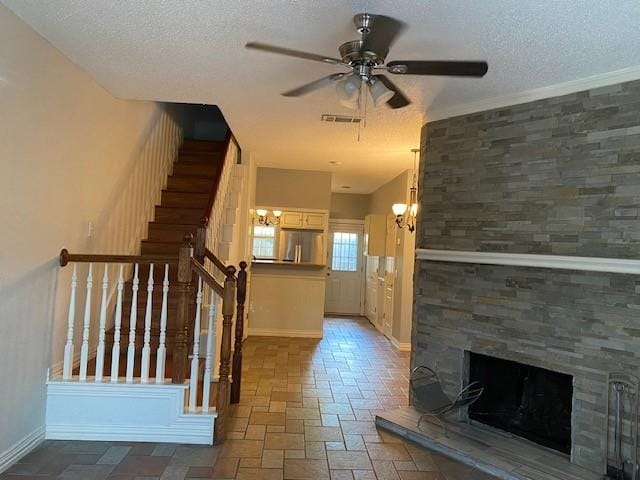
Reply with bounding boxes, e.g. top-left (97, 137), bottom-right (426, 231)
top-left (143, 138), bottom-right (227, 255)
top-left (50, 134), bottom-right (247, 445)
top-left (102, 138), bottom-right (226, 374)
